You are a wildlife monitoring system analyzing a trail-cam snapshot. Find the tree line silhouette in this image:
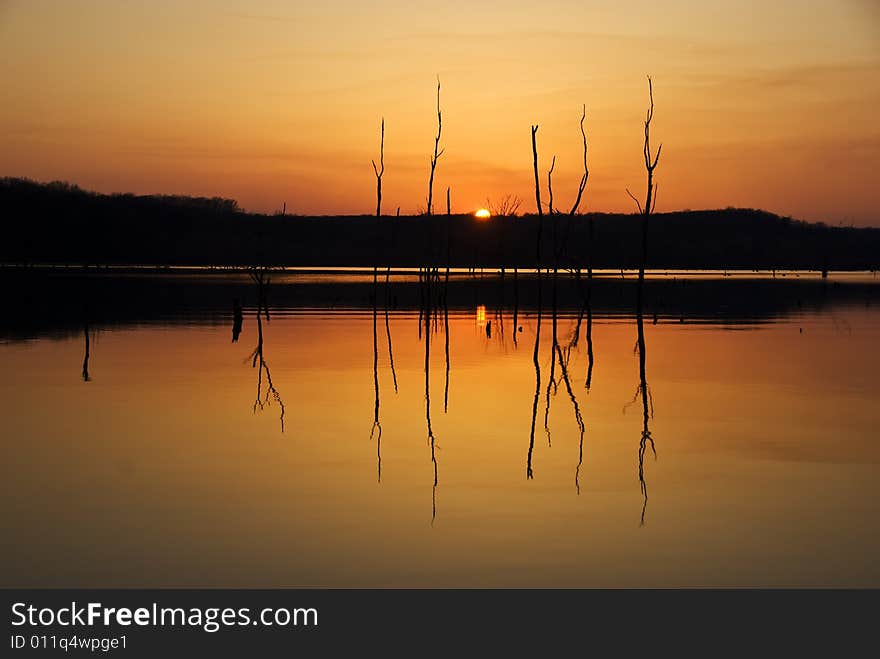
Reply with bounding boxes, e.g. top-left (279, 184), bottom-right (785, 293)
top-left (1, 183), bottom-right (877, 271)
